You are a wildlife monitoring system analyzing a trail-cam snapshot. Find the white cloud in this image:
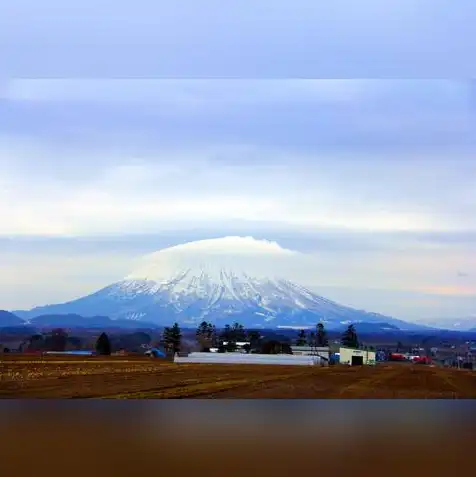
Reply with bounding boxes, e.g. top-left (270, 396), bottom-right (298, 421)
top-left (1, 144), bottom-right (476, 236)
